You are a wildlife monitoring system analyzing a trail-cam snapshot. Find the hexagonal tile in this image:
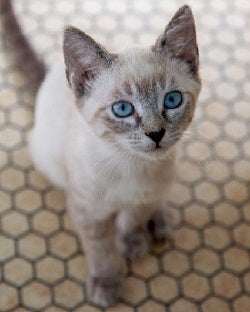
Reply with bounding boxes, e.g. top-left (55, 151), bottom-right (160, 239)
top-left (174, 227), bottom-right (200, 251)
top-left (36, 257), bottom-right (64, 284)
top-left (0, 235), bottom-right (15, 260)
top-left (131, 255), bottom-right (159, 279)
top-left (150, 276), bottom-right (178, 302)
top-left (202, 297), bottom-right (230, 312)
top-left (184, 204), bottom-right (210, 228)
top-left (224, 247), bottom-right (249, 273)
top-left (215, 82), bottom-right (238, 101)
top-left (214, 202), bottom-right (240, 226)
top-left (137, 301), bottom-right (166, 312)
top-left (205, 160), bottom-right (230, 182)
top-left (50, 232), bottom-right (78, 259)
top-left (225, 120), bottom-right (247, 140)
top-left (234, 224), bottom-right (250, 248)
top-left (186, 141), bottom-right (211, 162)
top-left (28, 169), bottom-right (49, 190)
top-left (4, 258), bottom-right (32, 286)
top-left (2, 211), bottom-right (28, 237)
top-left (204, 226), bottom-right (230, 250)
top-left (67, 255), bottom-right (87, 282)
top-left (233, 296), bottom-right (250, 312)
top-left (21, 282), bottom-right (51, 310)
top-left (45, 189), bottom-right (66, 212)
top-left (9, 106), bottom-right (33, 128)
top-left (234, 160), bottom-right (250, 181)
top-left (194, 181), bottom-right (221, 204)
top-left (12, 147), bottom-right (32, 169)
top-left (234, 101), bottom-right (250, 120)
top-left (193, 248), bottom-right (220, 275)
top-left (213, 272), bottom-right (241, 299)
top-left (0, 190), bottom-right (11, 214)
top-left (226, 64), bottom-right (246, 82)
top-left (0, 127), bottom-right (21, 148)
top-left (208, 47), bottom-right (230, 64)
top-left (0, 168), bottom-right (24, 191)
top-left (182, 273), bottom-right (210, 300)
top-left (163, 250), bottom-right (189, 277)
top-left (0, 88), bottom-right (18, 108)
top-left (0, 150), bottom-right (8, 167)
top-left (122, 277), bottom-right (146, 305)
top-left (54, 281), bottom-right (83, 309)
top-left (0, 284), bottom-right (18, 311)
top-left (33, 210), bottom-right (59, 235)
top-left (44, 307), bottom-right (67, 312)
top-left (14, 308), bottom-right (31, 312)
top-left (169, 183), bottom-right (191, 206)
top-left (197, 121), bottom-right (220, 141)
top-left (206, 101), bottom-right (229, 121)
top-left (19, 233), bottom-right (46, 260)
top-left (0, 109), bottom-right (5, 127)
top-left (178, 160), bottom-right (201, 183)
top-left (106, 303), bottom-right (133, 312)
top-left (243, 141), bottom-right (250, 158)
top-left (7, 71), bottom-right (26, 89)
top-left (170, 299), bottom-right (198, 312)
top-left (63, 212), bottom-right (74, 231)
top-left (243, 203), bottom-right (250, 221)
top-left (224, 181), bottom-right (248, 203)
top-left (243, 272), bottom-right (250, 292)
top-left (15, 189), bottom-right (41, 213)
top-left (215, 140), bottom-right (239, 161)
